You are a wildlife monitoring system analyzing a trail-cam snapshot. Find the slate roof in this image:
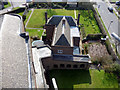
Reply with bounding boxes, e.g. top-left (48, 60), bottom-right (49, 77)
top-left (48, 15), bottom-right (76, 27)
top-left (48, 15), bottom-right (78, 47)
